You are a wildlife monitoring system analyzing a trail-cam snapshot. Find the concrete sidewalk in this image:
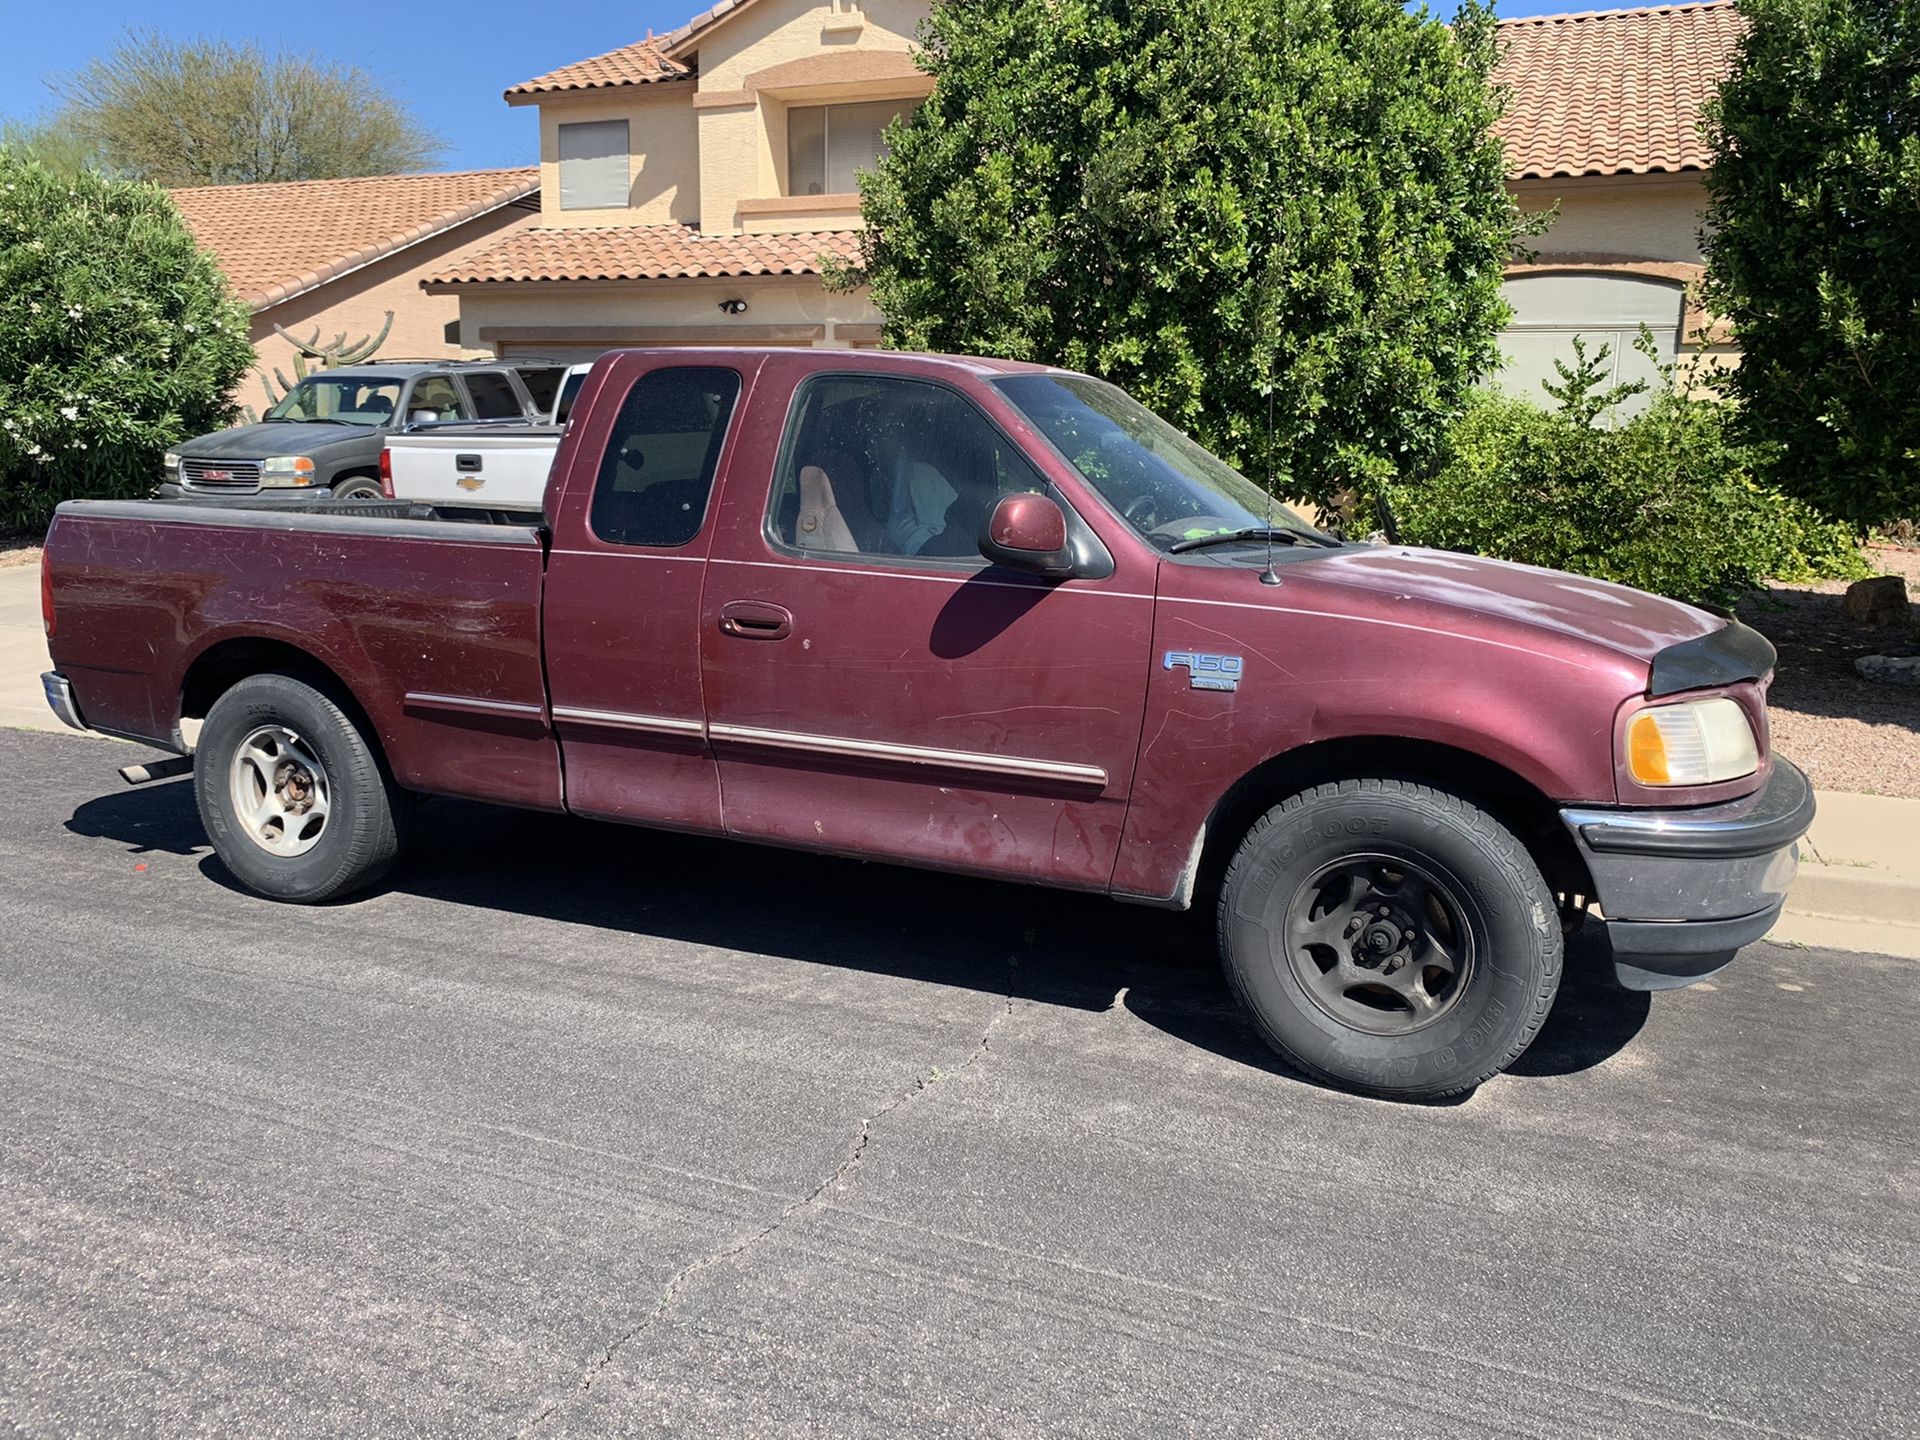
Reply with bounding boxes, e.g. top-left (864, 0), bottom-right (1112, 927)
top-left (5, 561), bottom-right (1915, 954)
top-left (0, 562), bottom-right (54, 735)
top-left (1771, 789), bottom-right (1920, 958)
